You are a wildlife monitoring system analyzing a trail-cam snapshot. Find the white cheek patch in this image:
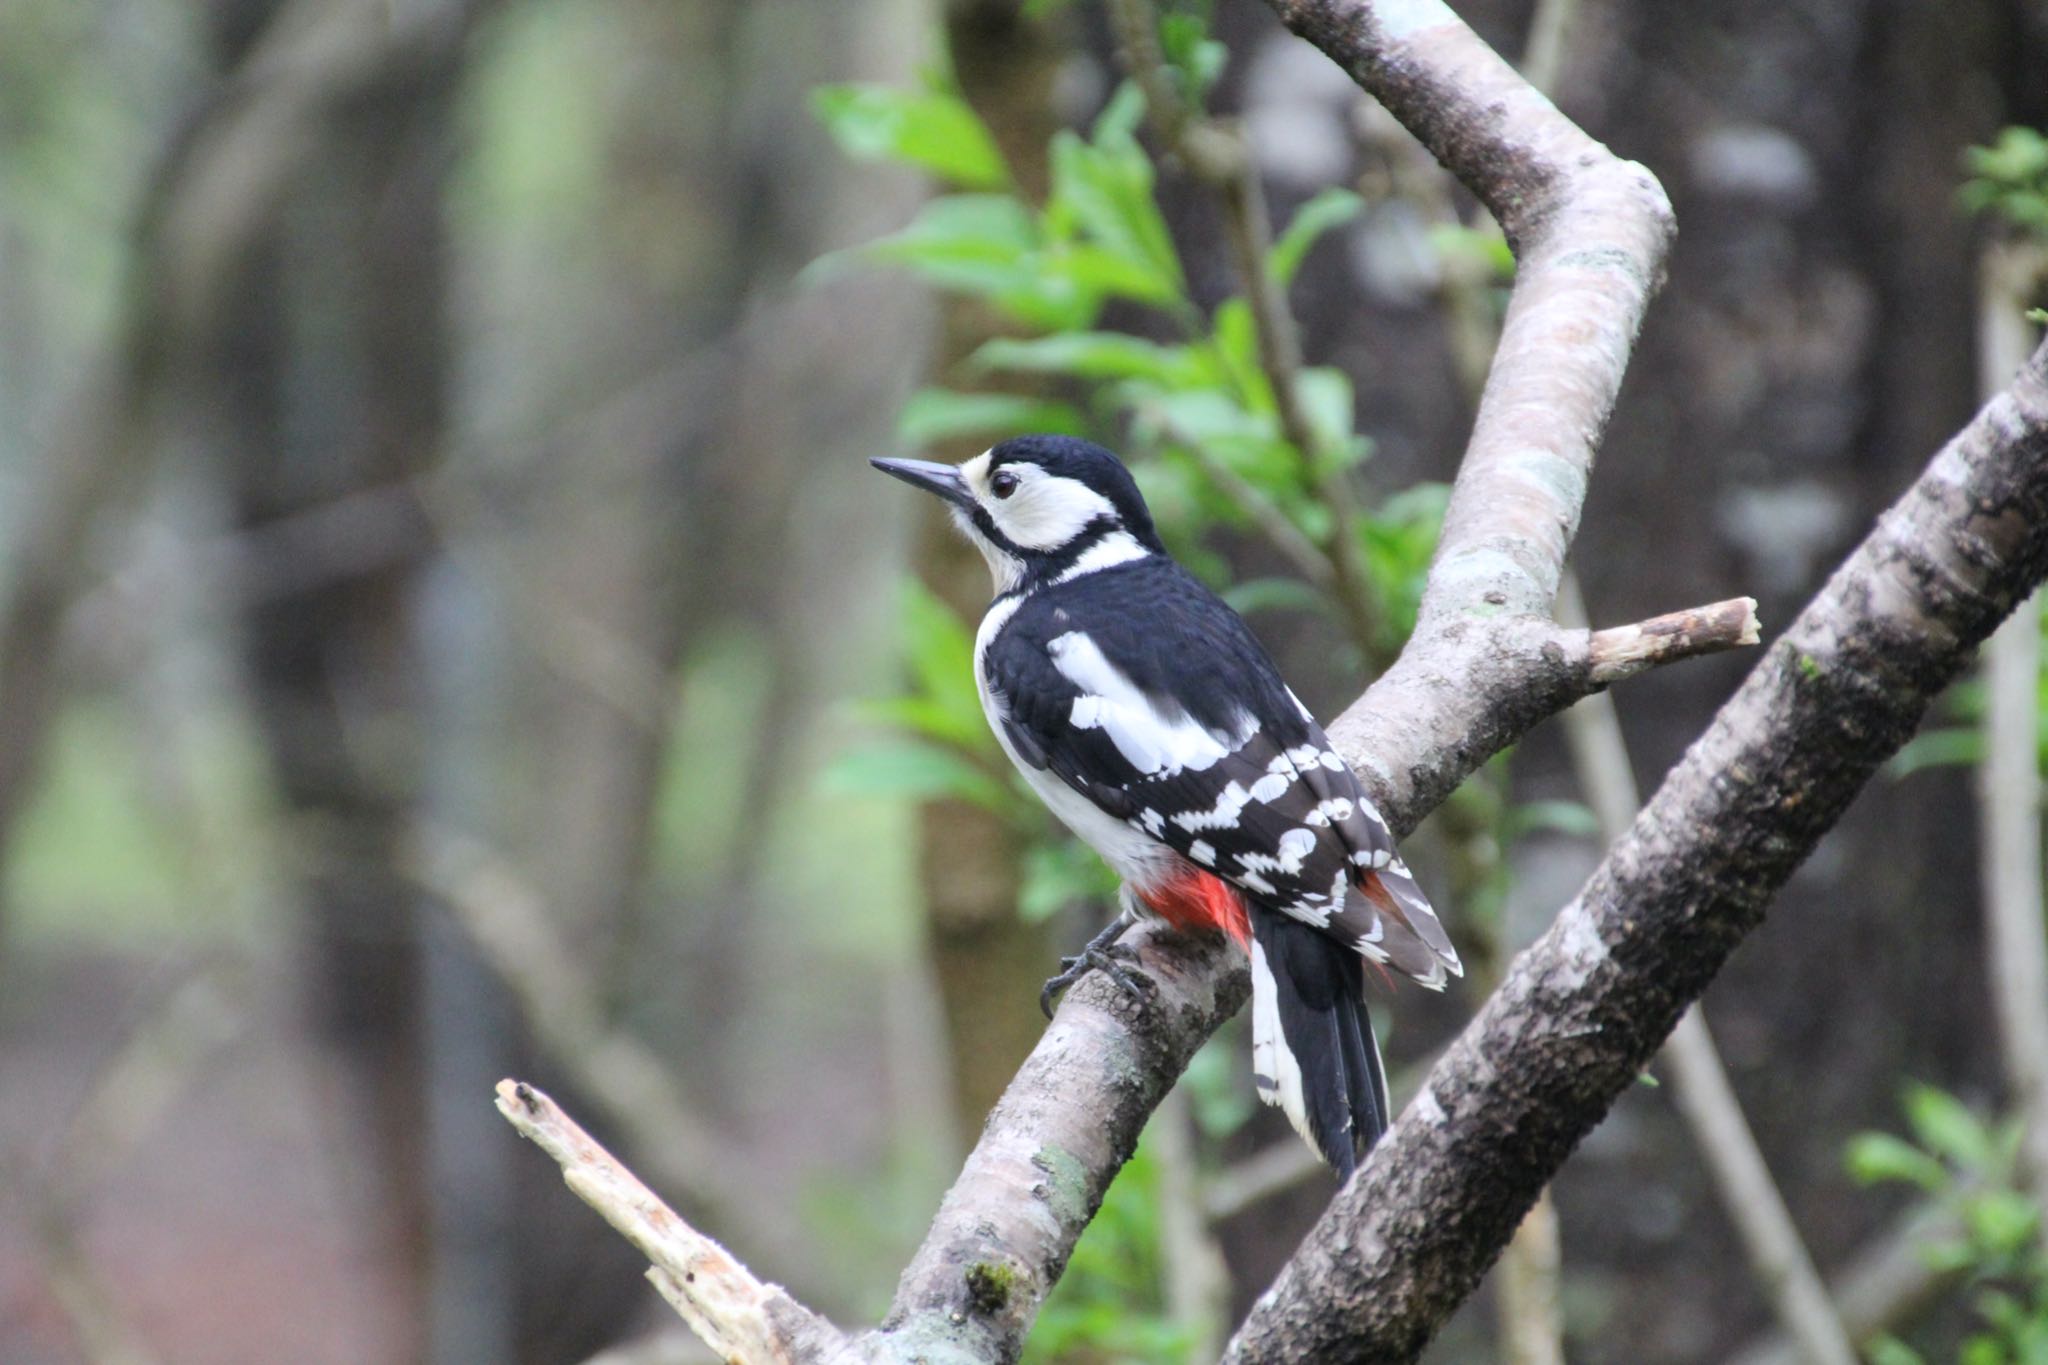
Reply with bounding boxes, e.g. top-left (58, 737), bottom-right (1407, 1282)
top-left (1050, 630), bottom-right (1256, 776)
top-left (993, 473), bottom-right (1118, 551)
